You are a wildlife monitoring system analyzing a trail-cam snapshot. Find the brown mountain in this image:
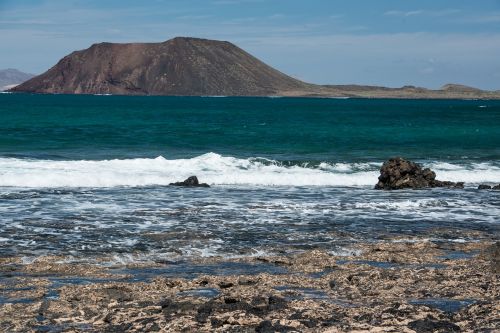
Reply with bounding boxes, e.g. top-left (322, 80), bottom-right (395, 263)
top-left (11, 37), bottom-right (500, 98)
top-left (12, 37), bottom-right (311, 96)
